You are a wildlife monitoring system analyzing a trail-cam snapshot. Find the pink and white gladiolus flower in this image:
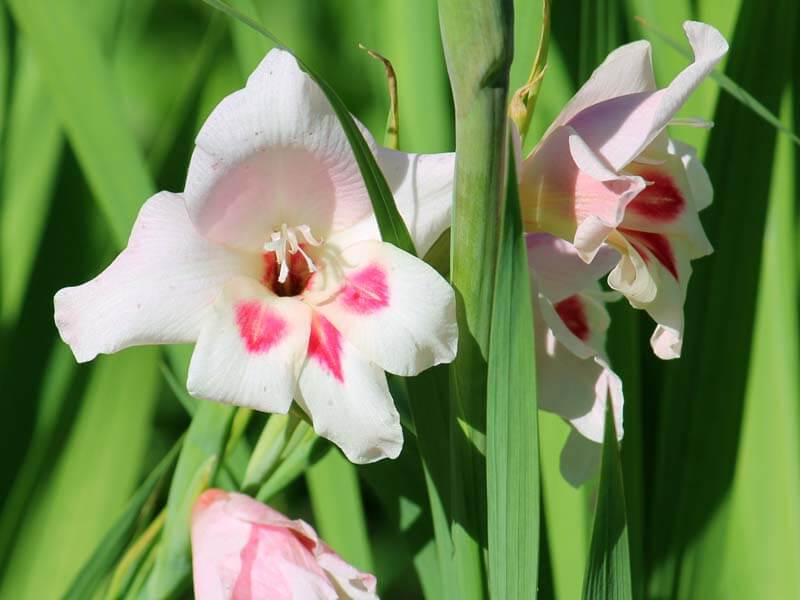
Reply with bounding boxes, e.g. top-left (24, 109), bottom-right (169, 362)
top-left (191, 489), bottom-right (378, 599)
top-left (54, 49), bottom-right (458, 464)
top-left (527, 233), bottom-right (623, 486)
top-left (519, 22), bottom-right (728, 359)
